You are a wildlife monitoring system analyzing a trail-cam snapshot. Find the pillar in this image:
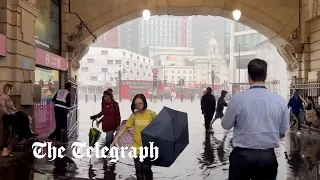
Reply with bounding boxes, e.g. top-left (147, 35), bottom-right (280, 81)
top-left (0, 0), bottom-right (38, 117)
